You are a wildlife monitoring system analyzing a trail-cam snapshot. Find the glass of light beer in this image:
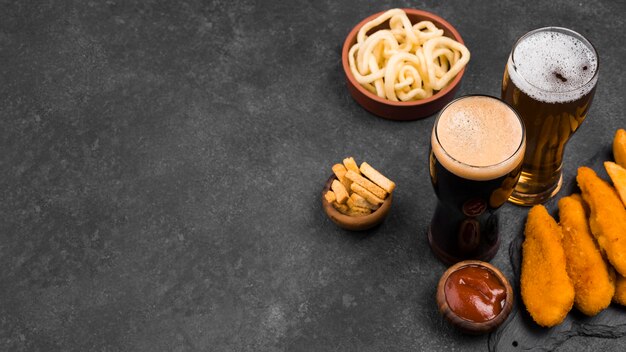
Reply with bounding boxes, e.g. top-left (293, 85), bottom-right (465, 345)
top-left (502, 27), bottom-right (599, 205)
top-left (429, 95), bottom-right (526, 265)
